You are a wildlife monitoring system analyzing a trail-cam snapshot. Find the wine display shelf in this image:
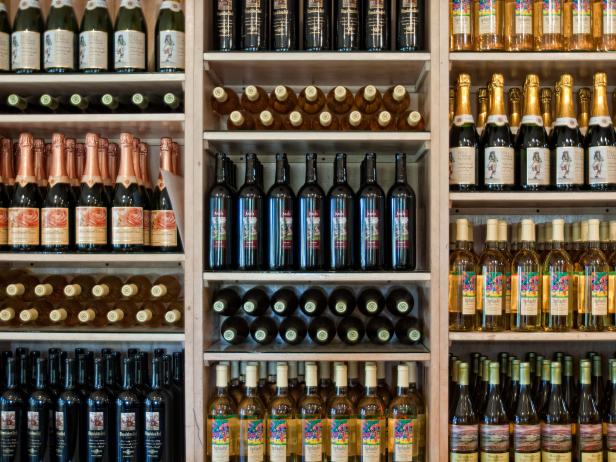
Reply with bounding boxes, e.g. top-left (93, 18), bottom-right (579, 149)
top-left (202, 271), bottom-right (431, 284)
top-left (0, 331), bottom-right (186, 343)
top-left (0, 253), bottom-right (185, 267)
top-left (449, 192), bottom-right (616, 209)
top-left (449, 332), bottom-right (616, 342)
